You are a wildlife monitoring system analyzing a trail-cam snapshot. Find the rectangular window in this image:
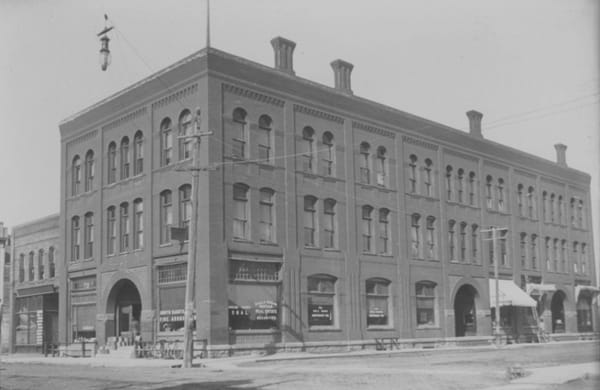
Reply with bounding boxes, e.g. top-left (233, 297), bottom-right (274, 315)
top-left (308, 276), bottom-right (336, 327)
top-left (162, 129), bottom-right (172, 166)
top-left (531, 235), bottom-right (538, 270)
top-left (362, 207), bottom-right (373, 253)
top-left (233, 185), bottom-right (249, 240)
top-left (303, 197), bottom-right (316, 247)
top-left (120, 204), bottom-right (129, 252)
top-left (257, 127), bottom-right (271, 163)
top-left (409, 162), bottom-right (417, 193)
top-left (133, 201), bottom-right (143, 250)
top-left (471, 225), bottom-right (479, 262)
top-left (426, 217), bottom-right (435, 259)
top-left (84, 213), bottom-right (94, 259)
top-left (366, 280), bottom-right (389, 327)
top-left (411, 215), bottom-right (421, 258)
top-left (416, 283), bottom-right (436, 326)
top-left (459, 223), bottom-right (467, 262)
top-left (107, 207), bottom-right (116, 255)
top-left (469, 173), bottom-right (476, 206)
top-left (259, 190), bottom-right (275, 243)
top-left (72, 218), bottom-right (80, 261)
top-left (520, 233), bottom-right (527, 268)
top-left (323, 200), bottom-right (336, 249)
top-left (448, 222), bottom-right (456, 262)
top-left (108, 147), bottom-right (116, 184)
top-left (378, 210), bottom-right (389, 254)
top-left (160, 192), bottom-right (172, 245)
top-left (232, 120), bottom-right (246, 159)
top-left (424, 164), bottom-right (433, 196)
